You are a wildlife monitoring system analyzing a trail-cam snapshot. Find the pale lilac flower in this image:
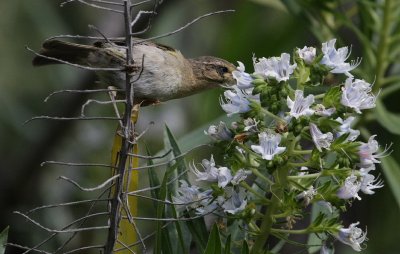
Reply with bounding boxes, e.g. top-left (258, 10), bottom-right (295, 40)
top-left (310, 123), bottom-right (333, 152)
top-left (191, 155), bottom-right (233, 188)
top-left (358, 135), bottom-right (391, 168)
top-left (297, 46), bottom-right (316, 64)
top-left (336, 222), bottom-right (367, 252)
top-left (243, 118), bottom-right (259, 132)
top-left (219, 187), bottom-right (247, 214)
top-left (195, 199), bottom-right (218, 215)
top-left (360, 173), bottom-right (383, 195)
top-left (172, 180), bottom-right (212, 211)
top-left (232, 61), bottom-right (254, 89)
top-left (220, 87), bottom-right (259, 117)
top-left (251, 132), bottom-right (286, 160)
top-left (337, 174), bottom-right (361, 200)
top-left (253, 53), bottom-right (297, 82)
top-left (336, 116), bottom-right (360, 141)
top-left (205, 121), bottom-right (233, 141)
top-left (287, 90), bottom-right (315, 119)
top-left (341, 78), bottom-right (376, 114)
top-left (321, 39), bottom-right (360, 76)
top-left (217, 167), bottom-right (233, 188)
top-left (314, 104), bottom-right (336, 117)
top-left (231, 169), bottom-right (252, 185)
